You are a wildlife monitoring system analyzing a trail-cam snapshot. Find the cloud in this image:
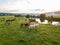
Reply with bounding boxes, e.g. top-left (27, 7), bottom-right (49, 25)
top-left (0, 0), bottom-right (60, 13)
